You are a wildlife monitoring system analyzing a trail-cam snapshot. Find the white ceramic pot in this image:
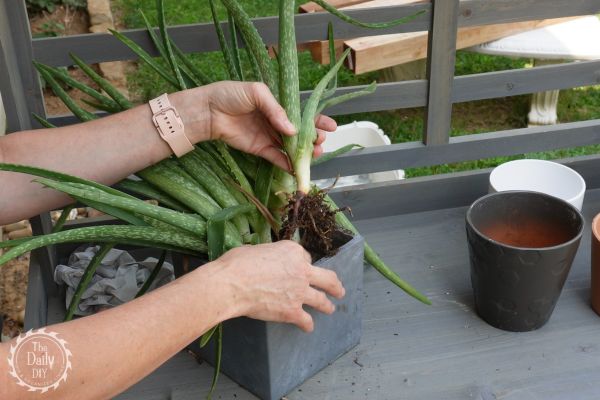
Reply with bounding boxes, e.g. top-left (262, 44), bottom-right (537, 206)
top-left (489, 159), bottom-right (586, 211)
top-left (313, 121), bottom-right (404, 188)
